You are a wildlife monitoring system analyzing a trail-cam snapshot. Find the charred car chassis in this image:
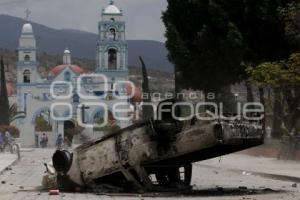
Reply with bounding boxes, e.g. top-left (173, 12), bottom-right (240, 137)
top-left (52, 100), bottom-right (264, 192)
